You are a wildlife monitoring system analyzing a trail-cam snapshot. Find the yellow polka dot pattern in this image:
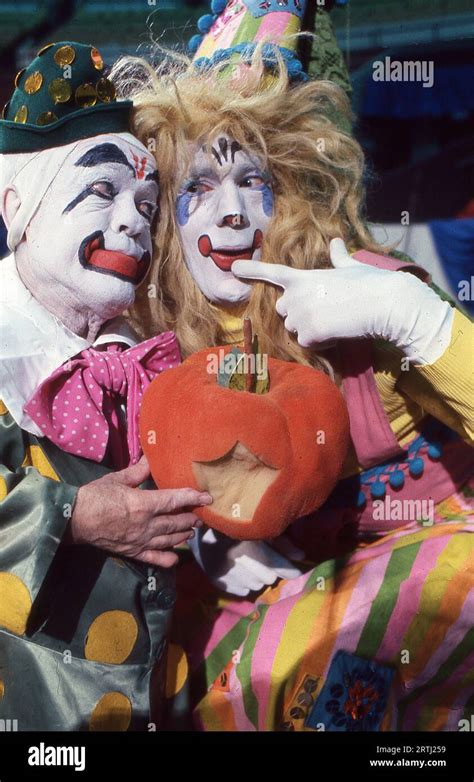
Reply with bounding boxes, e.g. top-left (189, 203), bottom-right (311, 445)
top-left (21, 445), bottom-right (59, 481)
top-left (0, 573), bottom-right (32, 634)
top-left (89, 692), bottom-right (132, 731)
top-left (84, 611), bottom-right (138, 664)
top-left (165, 643), bottom-right (189, 699)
